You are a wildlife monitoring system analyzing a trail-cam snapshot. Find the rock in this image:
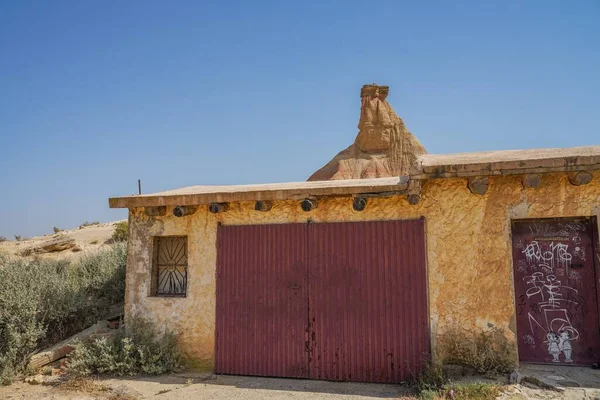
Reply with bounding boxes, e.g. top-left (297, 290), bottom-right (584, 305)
top-left (308, 84), bottom-right (427, 181)
top-left (20, 235), bottom-right (76, 255)
top-left (25, 375), bottom-right (44, 385)
top-left (24, 374), bottom-right (61, 385)
top-left (509, 370), bottom-right (524, 384)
